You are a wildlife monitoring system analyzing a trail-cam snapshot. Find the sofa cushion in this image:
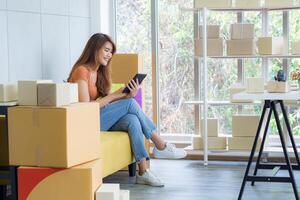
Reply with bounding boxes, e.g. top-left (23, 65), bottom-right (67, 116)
top-left (100, 132), bottom-right (133, 177)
